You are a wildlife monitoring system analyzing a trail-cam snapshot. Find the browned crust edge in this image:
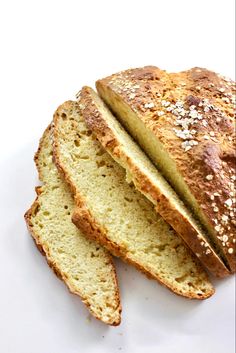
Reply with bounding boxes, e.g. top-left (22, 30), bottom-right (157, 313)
top-left (80, 86), bottom-right (229, 278)
top-left (52, 100), bottom-right (214, 299)
top-left (24, 125), bottom-right (121, 326)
